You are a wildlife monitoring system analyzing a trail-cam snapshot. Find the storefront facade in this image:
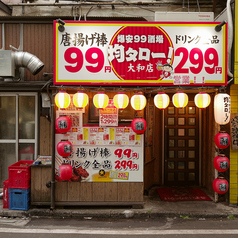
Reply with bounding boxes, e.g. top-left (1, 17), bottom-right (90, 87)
top-left (0, 0), bottom-right (236, 208)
